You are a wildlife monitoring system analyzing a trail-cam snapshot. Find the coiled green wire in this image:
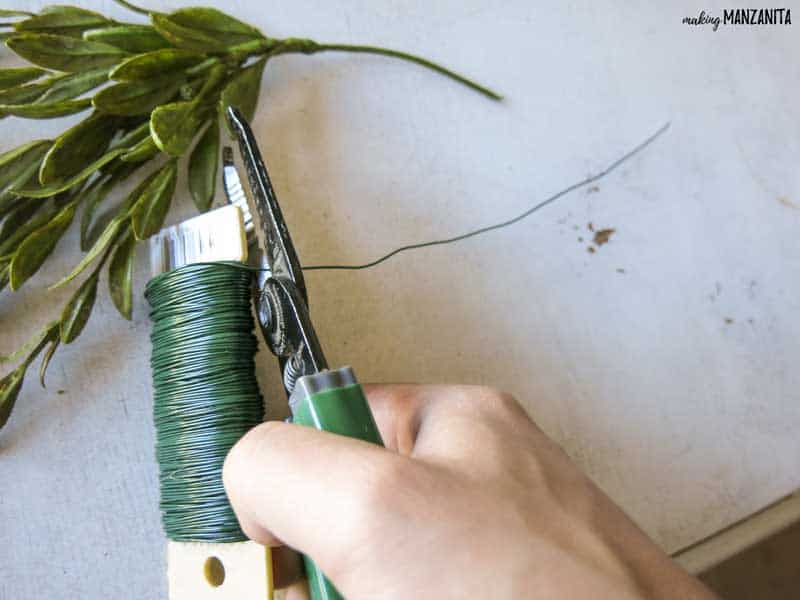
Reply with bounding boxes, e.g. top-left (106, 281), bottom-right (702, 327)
top-left (145, 262), bottom-right (264, 542)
